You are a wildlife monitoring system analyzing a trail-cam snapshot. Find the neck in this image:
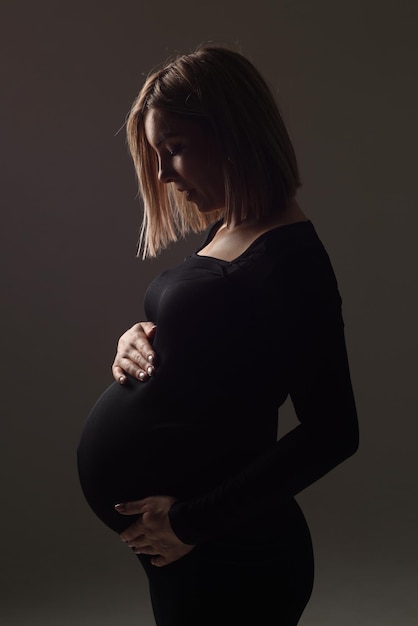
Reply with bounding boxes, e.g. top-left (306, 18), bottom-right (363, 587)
top-left (225, 197), bottom-right (305, 231)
